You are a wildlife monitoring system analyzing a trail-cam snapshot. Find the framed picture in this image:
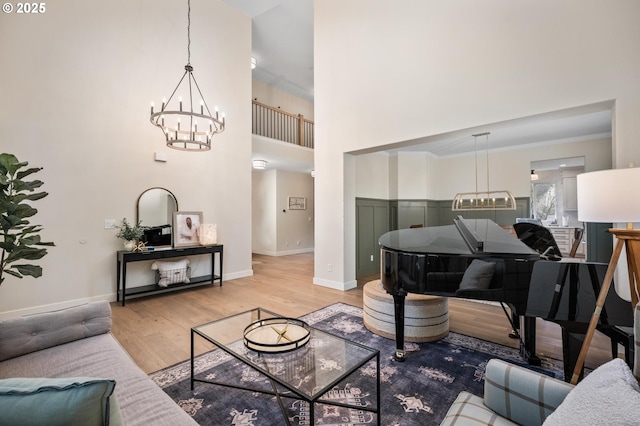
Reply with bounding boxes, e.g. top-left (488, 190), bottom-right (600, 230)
top-left (173, 211), bottom-right (203, 247)
top-left (288, 196), bottom-right (306, 210)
